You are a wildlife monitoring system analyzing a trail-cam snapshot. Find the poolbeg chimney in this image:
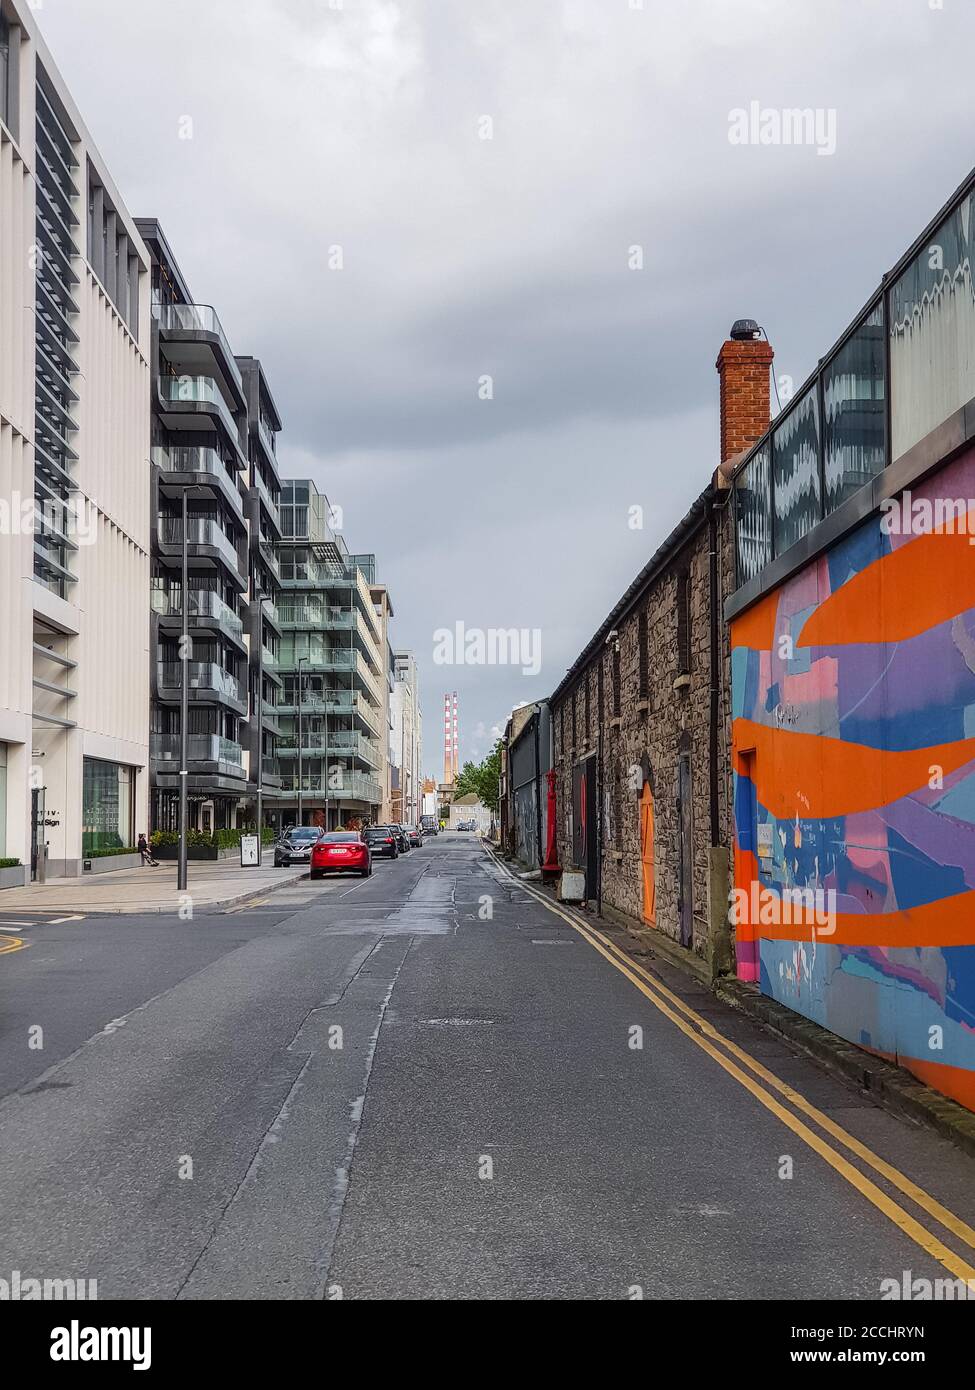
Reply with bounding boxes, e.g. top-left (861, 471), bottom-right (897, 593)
top-left (716, 321), bottom-right (774, 466)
